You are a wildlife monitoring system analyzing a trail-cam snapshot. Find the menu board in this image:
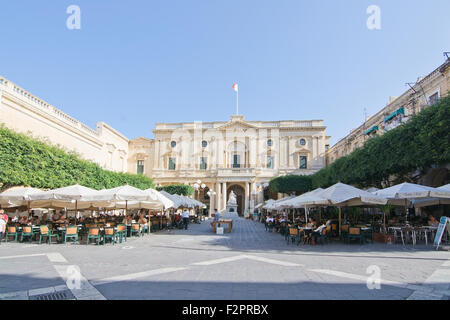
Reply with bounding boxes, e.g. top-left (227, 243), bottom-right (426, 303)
top-left (434, 216), bottom-right (449, 250)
